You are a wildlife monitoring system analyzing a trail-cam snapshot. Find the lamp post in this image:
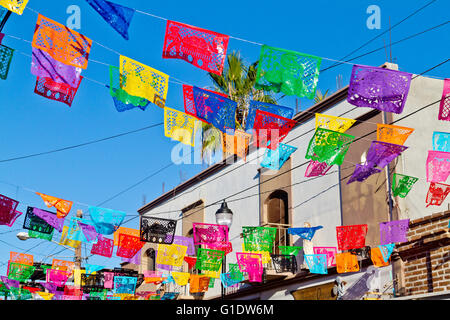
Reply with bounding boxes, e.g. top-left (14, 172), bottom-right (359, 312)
top-left (215, 200), bottom-right (233, 301)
